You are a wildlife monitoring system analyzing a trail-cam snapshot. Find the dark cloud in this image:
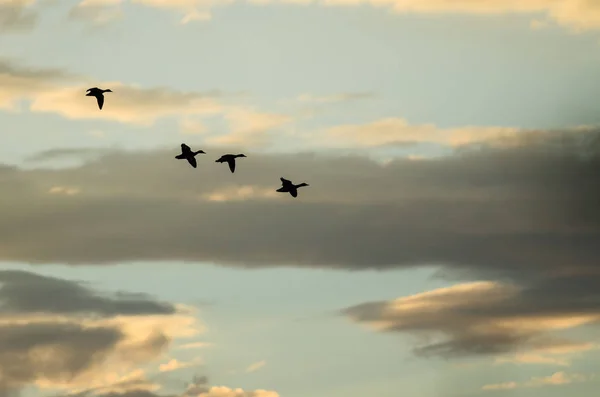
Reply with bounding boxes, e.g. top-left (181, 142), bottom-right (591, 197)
top-left (341, 276), bottom-right (600, 359)
top-left (0, 322), bottom-right (122, 396)
top-left (0, 270), bottom-right (177, 316)
top-left (0, 271), bottom-right (187, 397)
top-left (25, 147), bottom-right (112, 163)
top-left (0, 129), bottom-right (597, 275)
